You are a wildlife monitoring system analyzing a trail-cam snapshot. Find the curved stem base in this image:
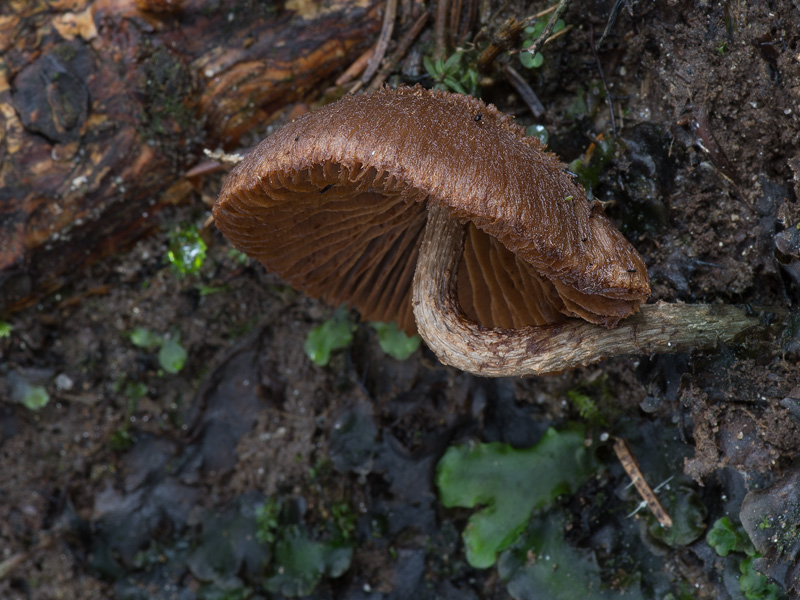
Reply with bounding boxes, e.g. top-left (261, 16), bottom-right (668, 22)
top-left (412, 202), bottom-right (760, 377)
